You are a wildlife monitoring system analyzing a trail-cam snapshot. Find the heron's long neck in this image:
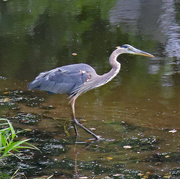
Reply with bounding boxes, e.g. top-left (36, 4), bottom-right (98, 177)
top-left (72, 49), bottom-right (122, 96)
top-left (99, 50), bottom-right (121, 85)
